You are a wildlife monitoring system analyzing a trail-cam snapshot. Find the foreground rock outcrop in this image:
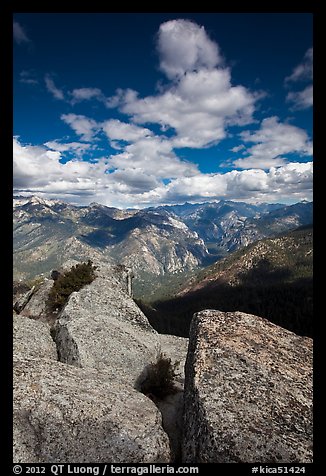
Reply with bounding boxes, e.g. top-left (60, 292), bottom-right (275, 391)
top-left (18, 279), bottom-right (54, 322)
top-left (182, 310), bottom-right (313, 463)
top-left (53, 262), bottom-right (159, 386)
top-left (13, 261), bottom-right (313, 464)
top-left (14, 355), bottom-right (170, 463)
top-left (13, 262), bottom-right (172, 463)
top-left (155, 335), bottom-right (189, 462)
top-left (13, 314), bottom-right (57, 361)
